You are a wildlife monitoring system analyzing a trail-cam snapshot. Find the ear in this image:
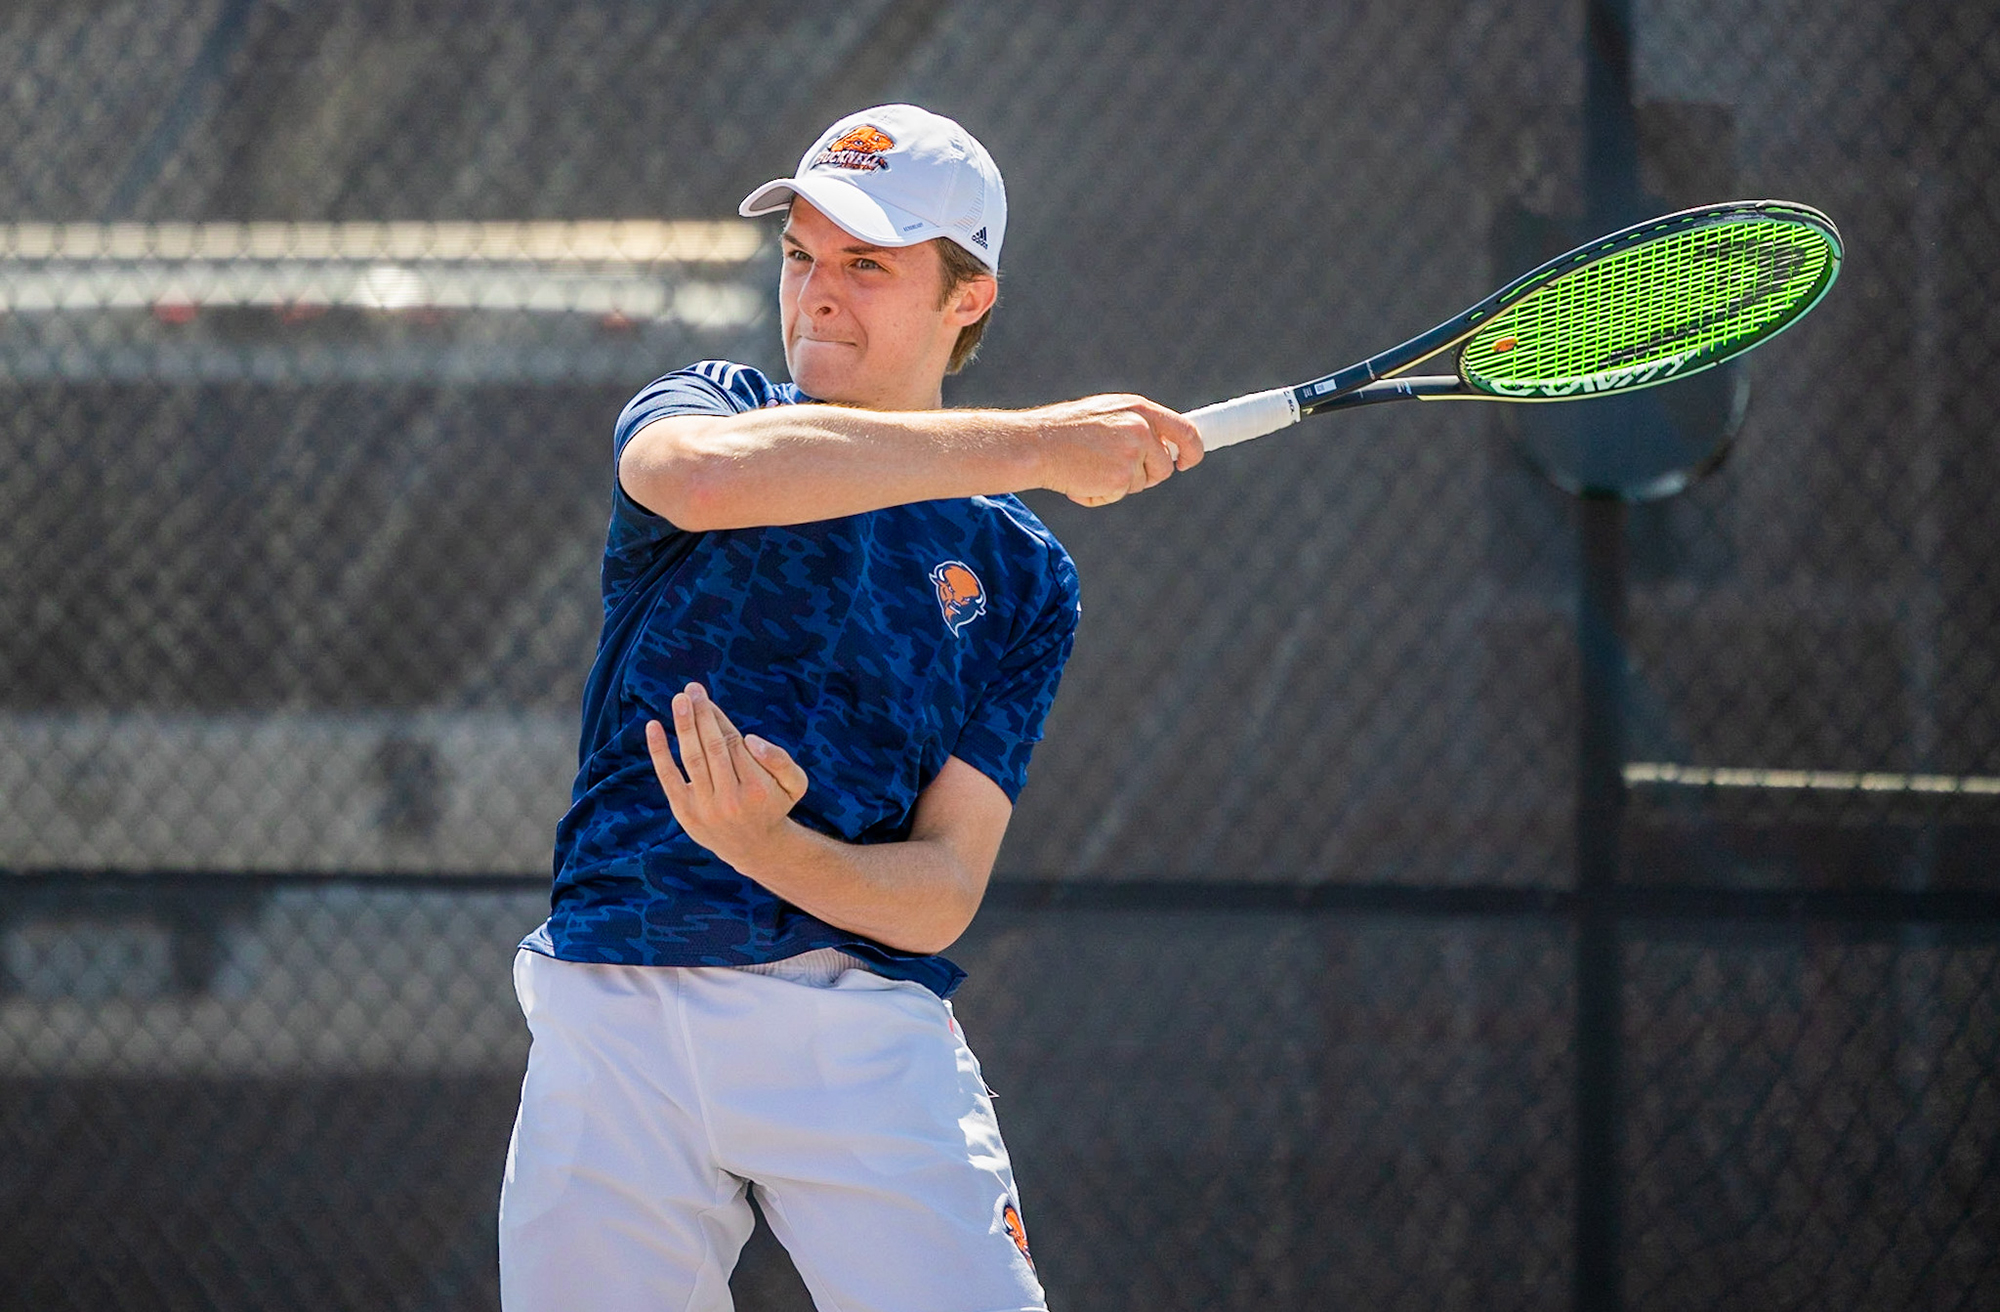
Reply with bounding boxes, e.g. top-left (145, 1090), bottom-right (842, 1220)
top-left (946, 273), bottom-right (998, 327)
